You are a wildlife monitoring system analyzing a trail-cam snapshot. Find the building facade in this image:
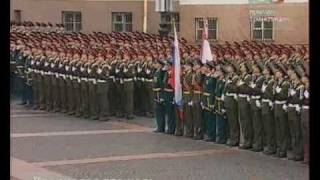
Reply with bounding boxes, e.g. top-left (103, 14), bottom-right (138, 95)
top-left (10, 0), bottom-right (309, 44)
